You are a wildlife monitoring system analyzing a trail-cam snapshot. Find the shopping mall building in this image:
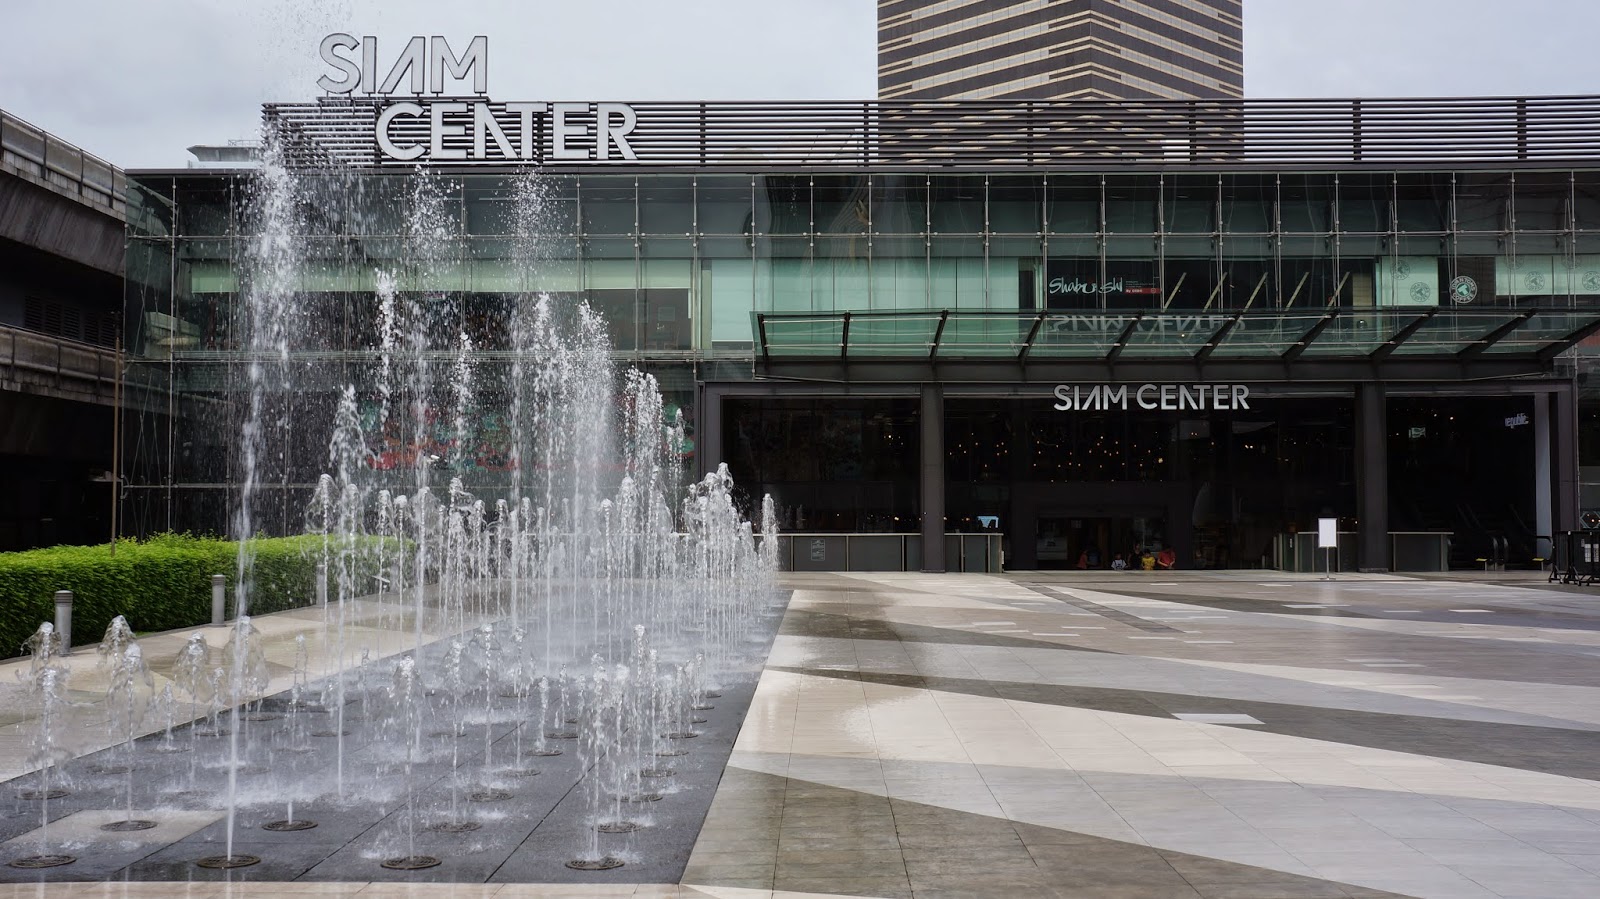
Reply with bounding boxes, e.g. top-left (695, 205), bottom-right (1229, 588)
top-left (115, 96), bottom-right (1600, 573)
